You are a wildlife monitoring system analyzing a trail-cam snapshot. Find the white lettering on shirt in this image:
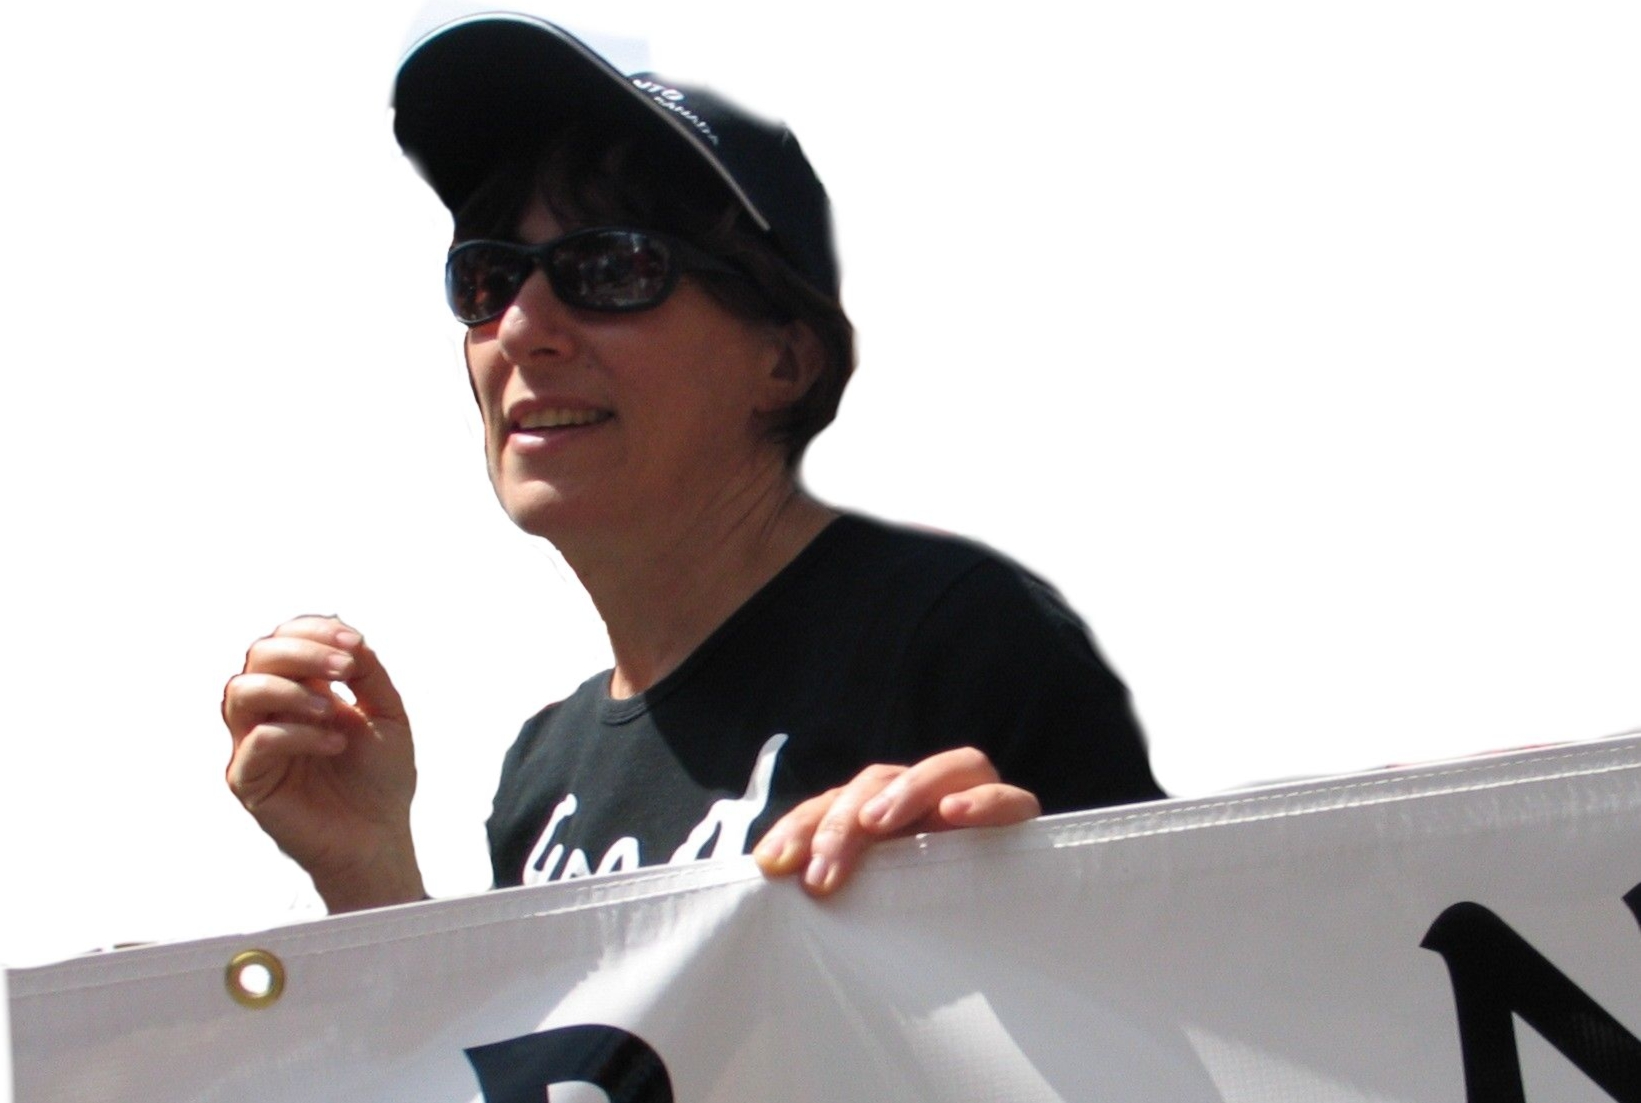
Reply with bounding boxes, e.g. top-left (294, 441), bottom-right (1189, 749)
top-left (522, 793), bottom-right (578, 882)
top-left (519, 733), bottom-right (789, 886)
top-left (670, 733), bottom-right (787, 864)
